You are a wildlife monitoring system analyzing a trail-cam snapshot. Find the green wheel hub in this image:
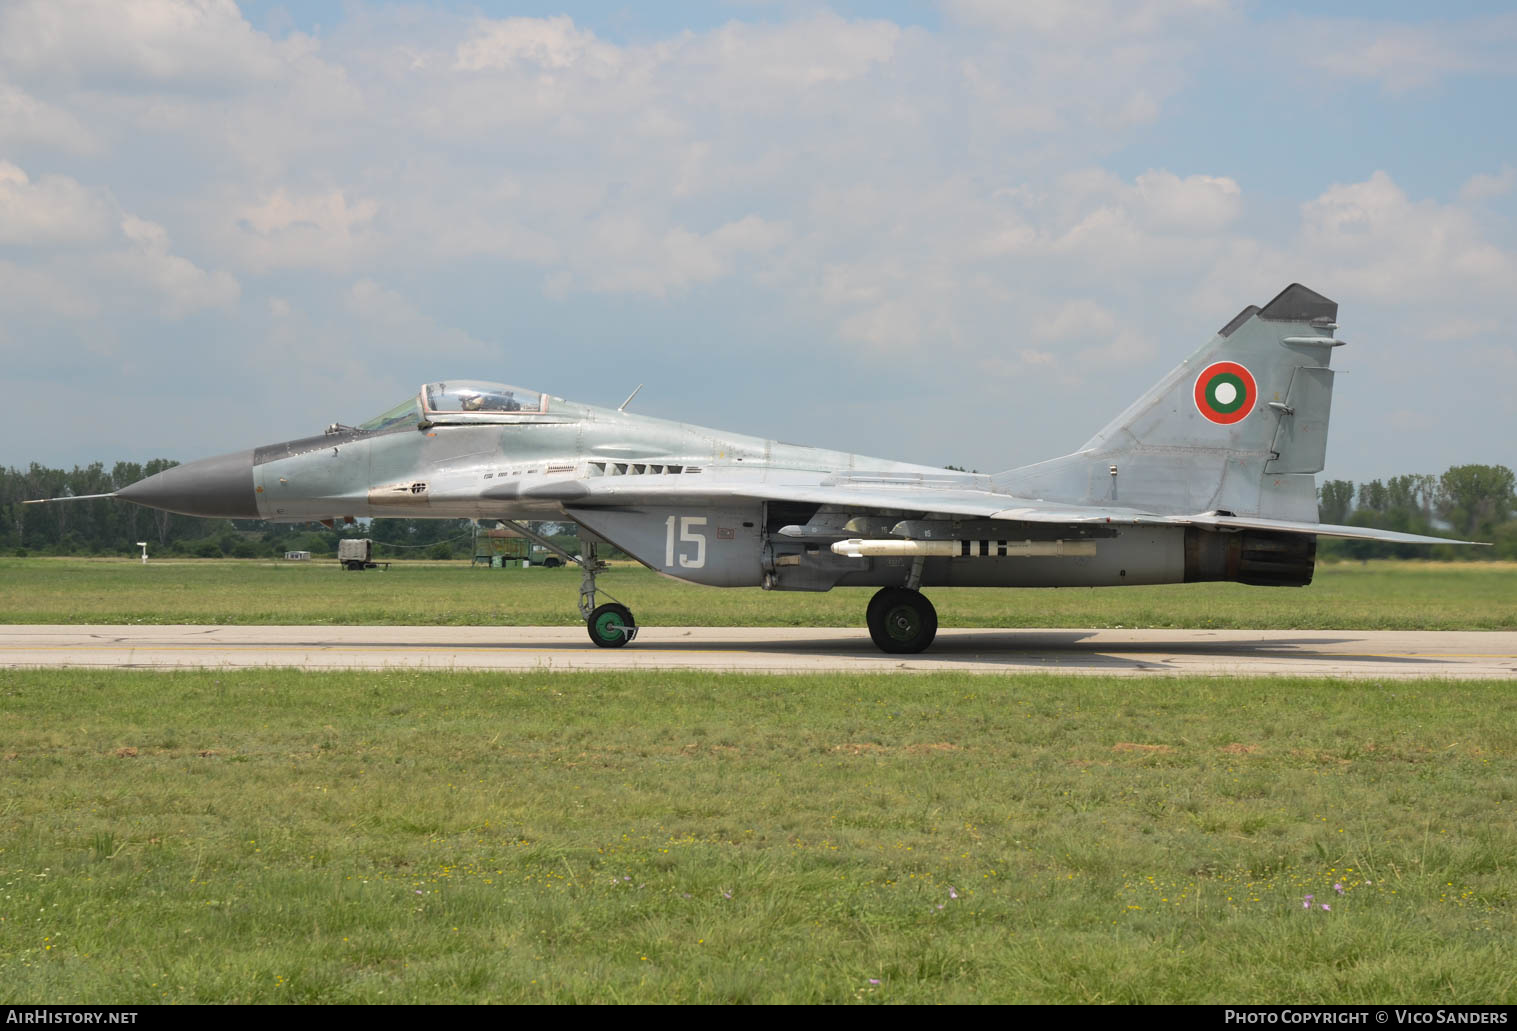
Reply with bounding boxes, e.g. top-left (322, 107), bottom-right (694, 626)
top-left (594, 611), bottom-right (627, 642)
top-left (883, 604), bottom-right (921, 642)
